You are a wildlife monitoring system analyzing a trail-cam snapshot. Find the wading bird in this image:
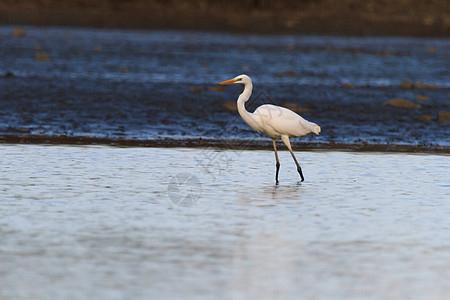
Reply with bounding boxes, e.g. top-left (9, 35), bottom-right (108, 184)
top-left (218, 74), bottom-right (321, 184)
